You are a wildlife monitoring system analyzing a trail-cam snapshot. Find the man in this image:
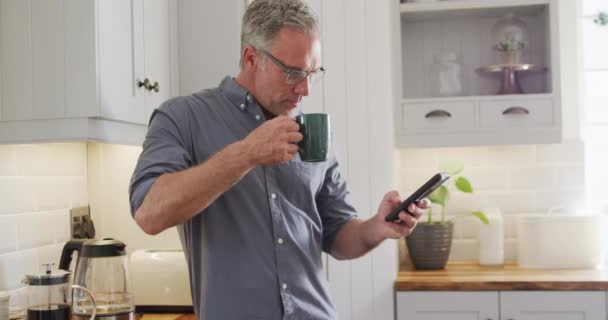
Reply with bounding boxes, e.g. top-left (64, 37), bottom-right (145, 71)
top-left (129, 0), bottom-right (429, 319)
